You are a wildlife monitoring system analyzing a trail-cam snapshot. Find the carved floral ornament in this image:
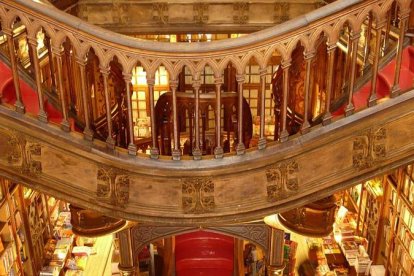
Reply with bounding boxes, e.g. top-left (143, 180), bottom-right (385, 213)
top-left (353, 127), bottom-right (387, 170)
top-left (266, 160), bottom-right (299, 202)
top-left (181, 177), bottom-right (215, 214)
top-left (0, 0), bottom-right (403, 85)
top-left (96, 166), bottom-right (130, 208)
